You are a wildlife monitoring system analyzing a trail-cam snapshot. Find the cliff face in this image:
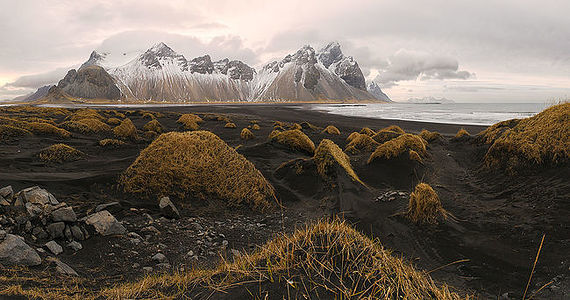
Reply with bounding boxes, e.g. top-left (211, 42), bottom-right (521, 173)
top-left (58, 66), bottom-right (121, 100)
